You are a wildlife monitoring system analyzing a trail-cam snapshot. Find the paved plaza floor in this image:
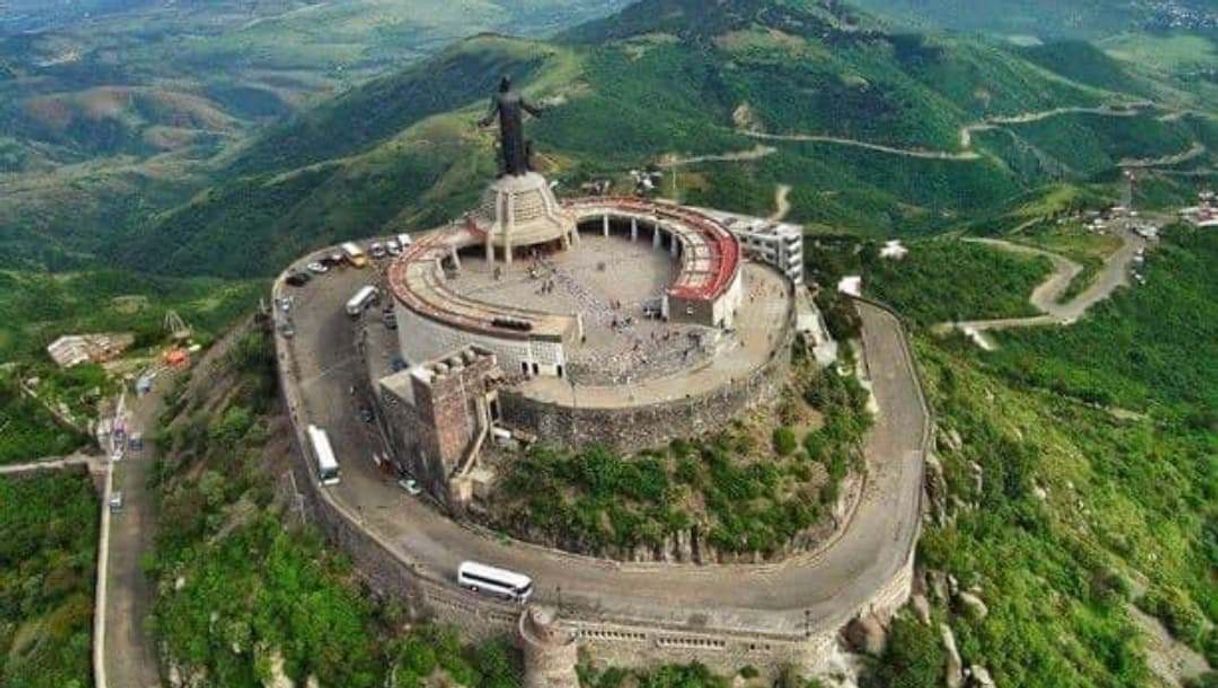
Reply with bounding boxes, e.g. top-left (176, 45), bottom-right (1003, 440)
top-left (449, 235), bottom-right (720, 384)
